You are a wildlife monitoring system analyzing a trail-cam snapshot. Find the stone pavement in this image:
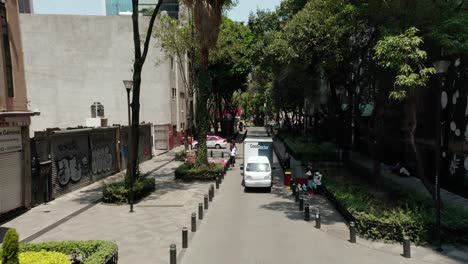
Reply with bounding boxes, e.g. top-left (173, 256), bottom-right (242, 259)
top-left (0, 145), bottom-right (231, 264)
top-left (273, 138), bottom-right (468, 263)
